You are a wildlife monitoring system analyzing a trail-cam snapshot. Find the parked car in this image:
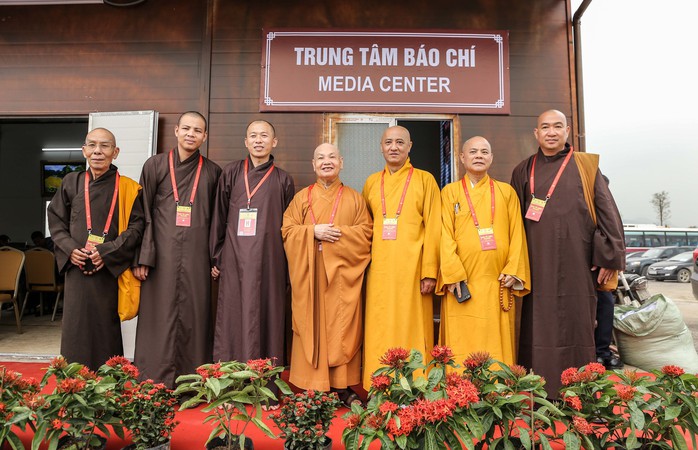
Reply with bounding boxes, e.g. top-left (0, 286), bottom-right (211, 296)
top-left (624, 246), bottom-right (694, 276)
top-left (646, 251), bottom-right (694, 283)
top-left (692, 249), bottom-right (698, 300)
